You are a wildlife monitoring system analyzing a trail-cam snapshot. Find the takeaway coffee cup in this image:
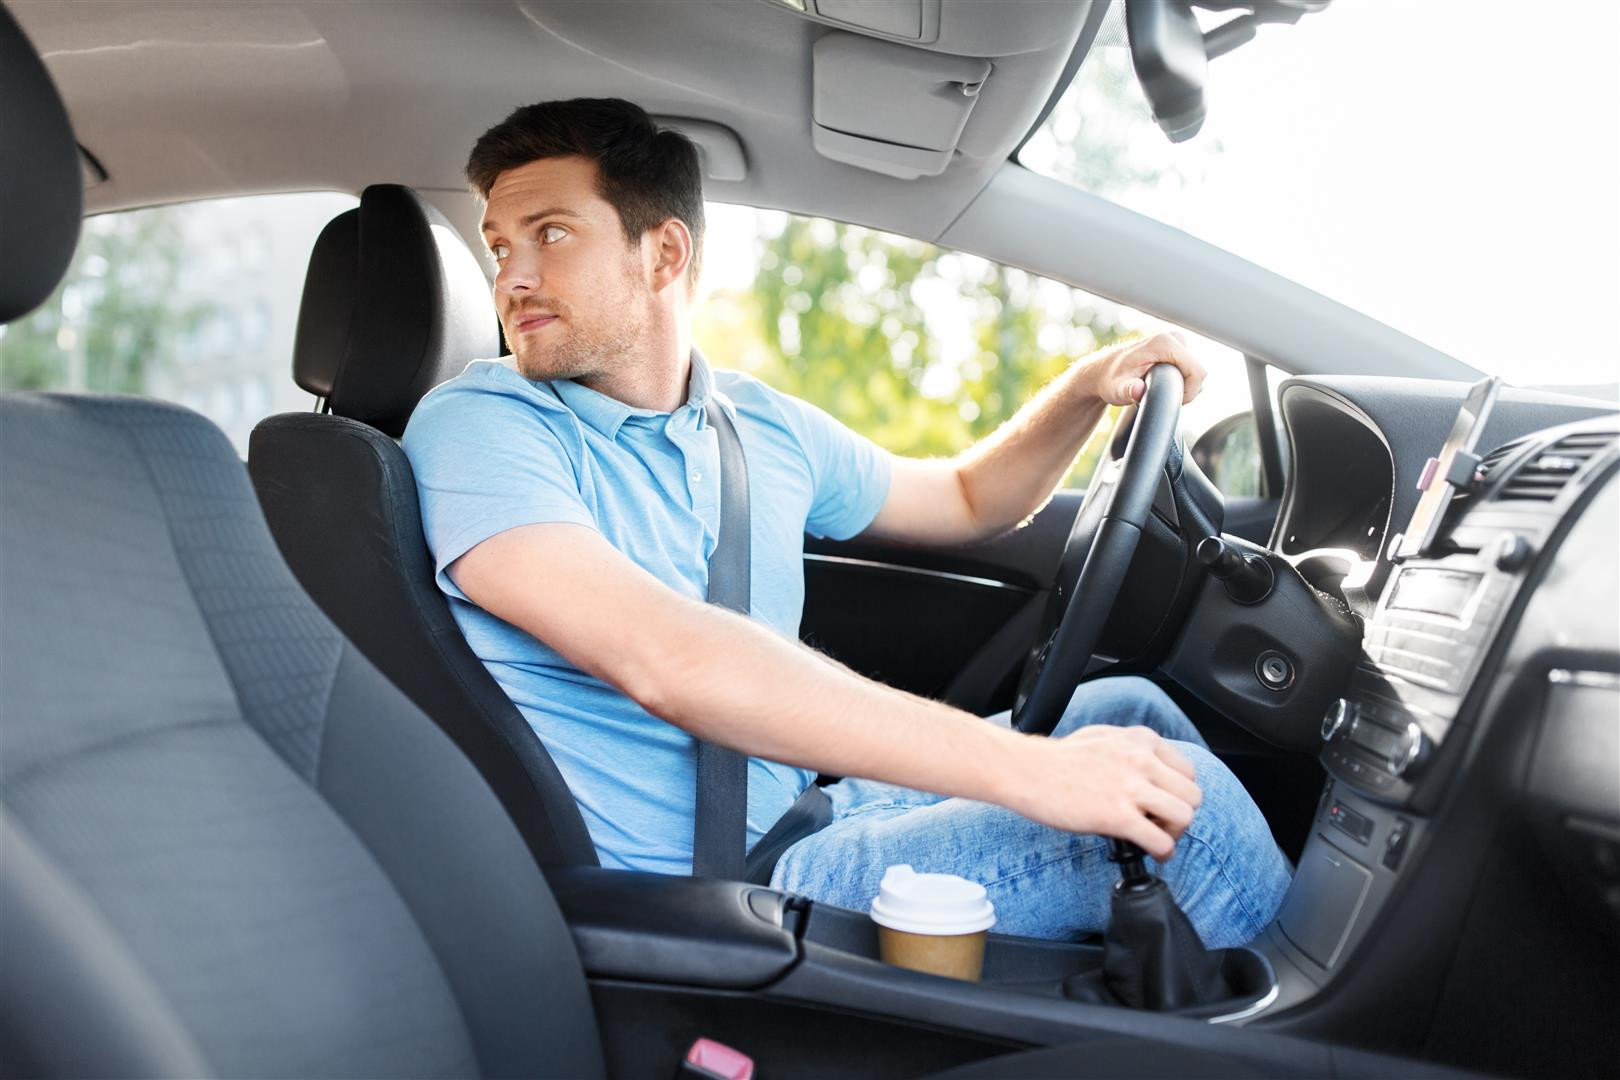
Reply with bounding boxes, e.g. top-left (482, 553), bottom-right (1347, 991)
top-left (869, 864), bottom-right (996, 981)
